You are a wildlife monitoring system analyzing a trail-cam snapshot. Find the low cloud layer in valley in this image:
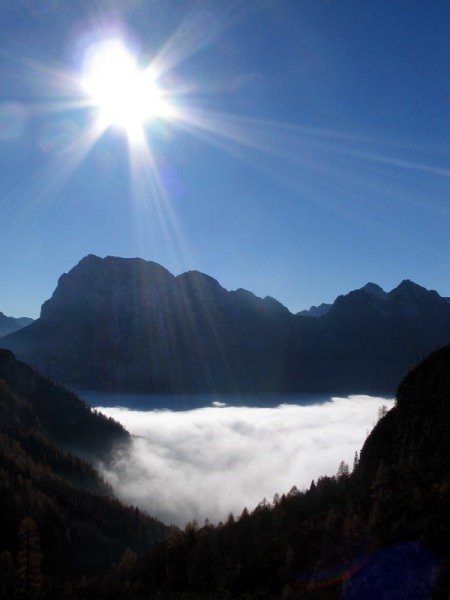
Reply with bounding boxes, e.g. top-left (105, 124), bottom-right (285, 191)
top-left (97, 396), bottom-right (394, 526)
